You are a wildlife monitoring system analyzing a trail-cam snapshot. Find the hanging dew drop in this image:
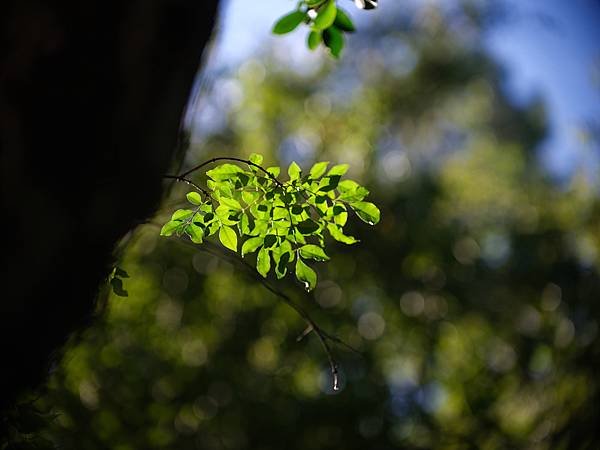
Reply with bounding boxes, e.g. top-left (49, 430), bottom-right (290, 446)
top-left (332, 372), bottom-right (340, 391)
